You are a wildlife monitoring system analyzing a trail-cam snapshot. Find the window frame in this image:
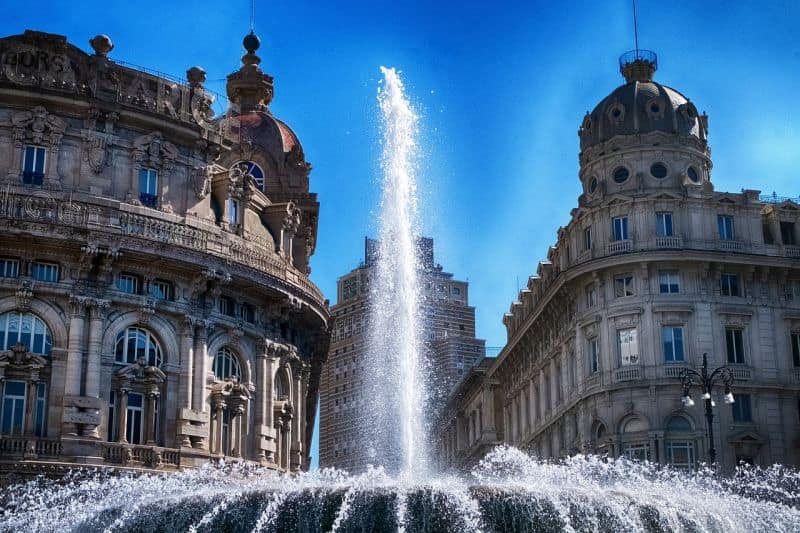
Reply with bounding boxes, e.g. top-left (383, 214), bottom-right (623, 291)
top-left (725, 327), bottom-right (746, 365)
top-left (614, 274), bottom-right (634, 298)
top-left (584, 226), bottom-right (592, 250)
top-left (731, 393), bottom-right (752, 422)
top-left (114, 327), bottom-right (163, 367)
top-left (717, 214), bottom-right (735, 240)
top-left (0, 311), bottom-right (53, 355)
top-left (662, 326), bottom-right (685, 363)
top-left (0, 258), bottom-right (19, 278)
top-left (791, 332), bottom-right (800, 368)
top-left (0, 380), bottom-right (27, 435)
top-left (655, 211), bottom-right (674, 237)
top-left (22, 145), bottom-right (46, 185)
top-left (31, 262), bottom-right (59, 282)
top-left (720, 273), bottom-right (740, 297)
top-left (117, 273), bottom-right (140, 295)
top-left (213, 347), bottom-right (242, 381)
top-left (617, 327), bottom-right (639, 366)
top-left (658, 270), bottom-right (680, 294)
top-left (138, 168), bottom-right (159, 208)
top-left (612, 216), bottom-right (629, 241)
top-left (150, 279), bottom-right (173, 301)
